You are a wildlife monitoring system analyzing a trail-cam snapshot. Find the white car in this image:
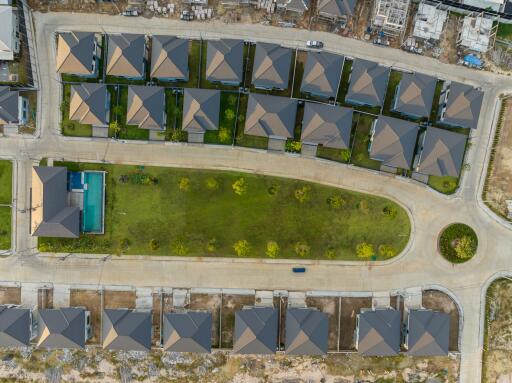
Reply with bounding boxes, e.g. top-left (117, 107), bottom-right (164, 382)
top-left (306, 40), bottom-right (324, 49)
